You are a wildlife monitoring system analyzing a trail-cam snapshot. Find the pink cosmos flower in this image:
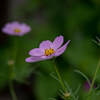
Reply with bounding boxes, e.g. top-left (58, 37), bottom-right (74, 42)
top-left (2, 22), bottom-right (31, 36)
top-left (26, 36), bottom-right (70, 63)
